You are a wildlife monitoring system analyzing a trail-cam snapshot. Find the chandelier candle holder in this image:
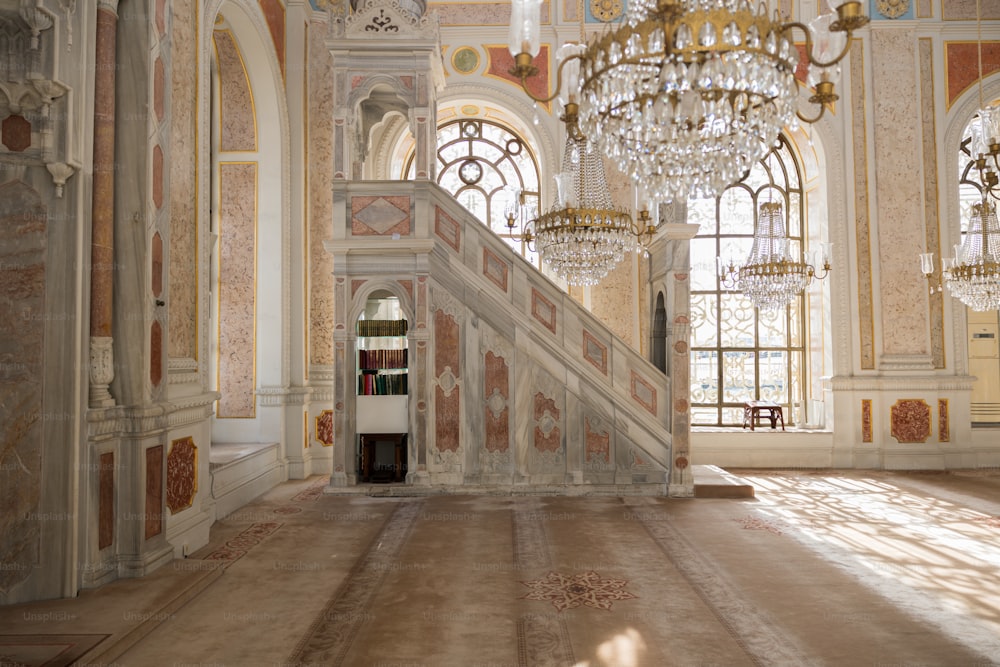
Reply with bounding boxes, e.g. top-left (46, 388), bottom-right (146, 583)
top-left (921, 200), bottom-right (1000, 312)
top-left (508, 0), bottom-right (868, 202)
top-left (720, 201), bottom-right (831, 311)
